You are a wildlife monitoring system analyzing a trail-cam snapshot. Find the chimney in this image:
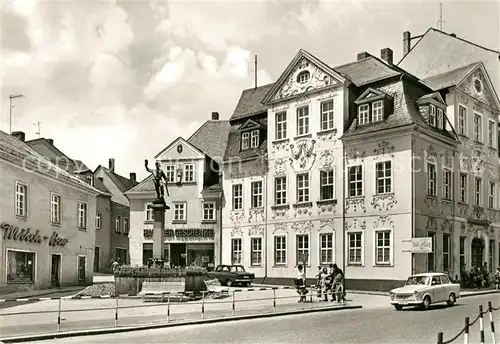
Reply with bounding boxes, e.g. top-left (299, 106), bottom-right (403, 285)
top-left (47, 139), bottom-right (54, 145)
top-left (211, 112), bottom-right (219, 120)
top-left (108, 158), bottom-right (115, 172)
top-left (11, 131), bottom-right (25, 142)
top-left (381, 48), bottom-right (393, 65)
top-left (129, 172), bottom-right (136, 182)
top-left (403, 31), bottom-right (411, 56)
top-left (357, 52), bottom-right (370, 61)
top-left (450, 33), bottom-right (456, 38)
